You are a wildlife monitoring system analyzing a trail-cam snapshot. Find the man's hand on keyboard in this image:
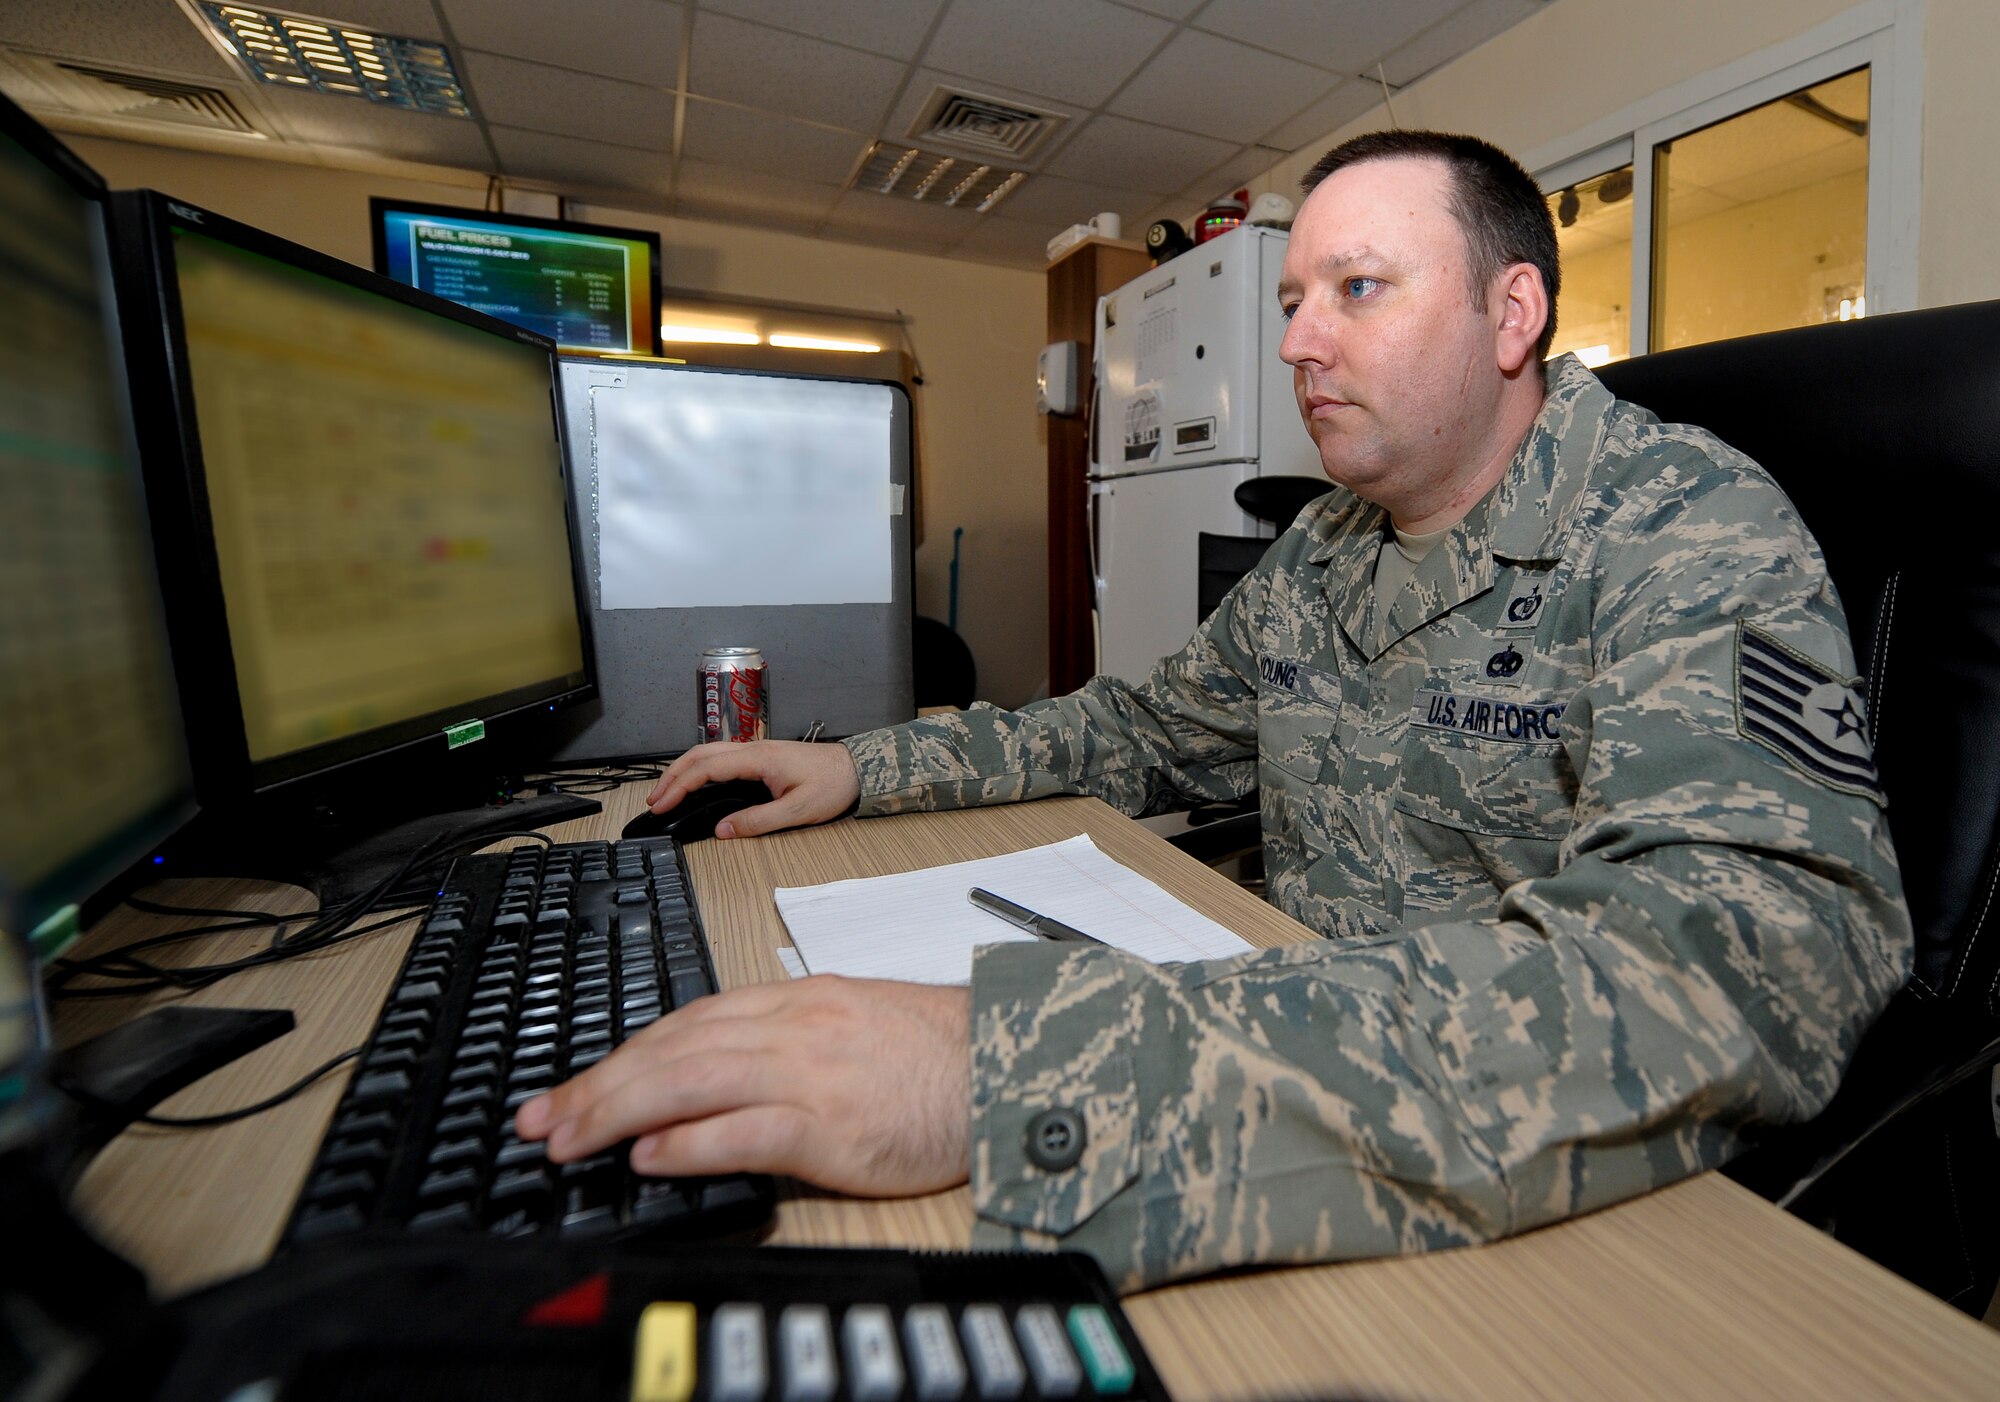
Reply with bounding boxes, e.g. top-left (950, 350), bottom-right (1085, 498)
top-left (645, 740), bottom-right (861, 839)
top-left (515, 976), bottom-right (972, 1197)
